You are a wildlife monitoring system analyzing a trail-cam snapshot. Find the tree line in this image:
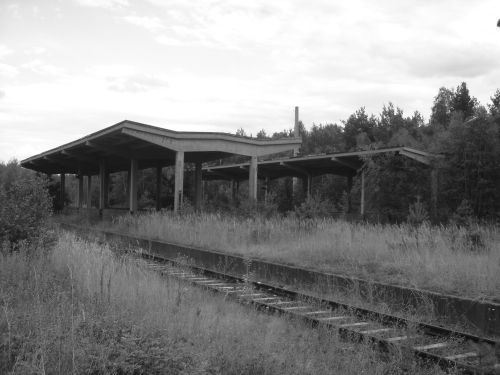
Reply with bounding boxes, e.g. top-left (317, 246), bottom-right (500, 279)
top-left (228, 82), bottom-right (500, 222)
top-left (1, 81), bottom-right (499, 225)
